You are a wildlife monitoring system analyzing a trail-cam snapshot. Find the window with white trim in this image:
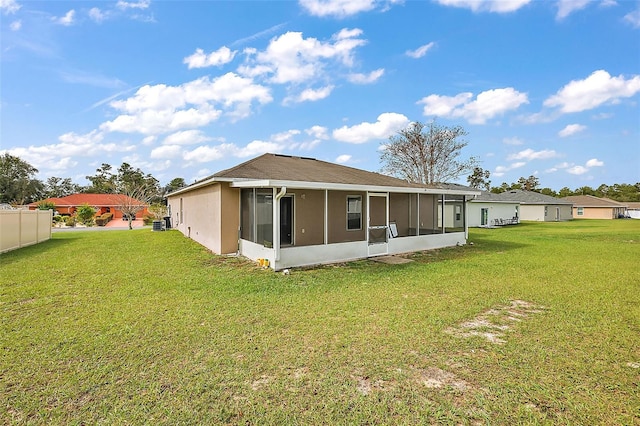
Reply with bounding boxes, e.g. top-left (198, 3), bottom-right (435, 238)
top-left (347, 196), bottom-right (362, 230)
